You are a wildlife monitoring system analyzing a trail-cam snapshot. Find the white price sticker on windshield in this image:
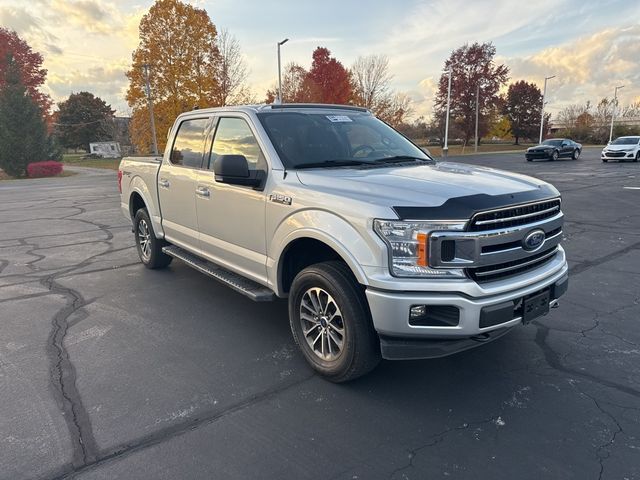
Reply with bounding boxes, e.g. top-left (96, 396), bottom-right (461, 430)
top-left (326, 115), bottom-right (352, 122)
